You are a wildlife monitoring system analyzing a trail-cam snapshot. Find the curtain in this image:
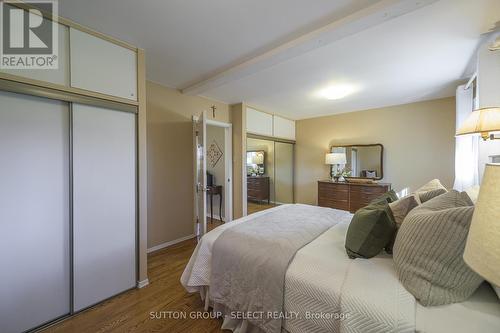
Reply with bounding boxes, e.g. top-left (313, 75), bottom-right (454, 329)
top-left (453, 84), bottom-right (479, 190)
